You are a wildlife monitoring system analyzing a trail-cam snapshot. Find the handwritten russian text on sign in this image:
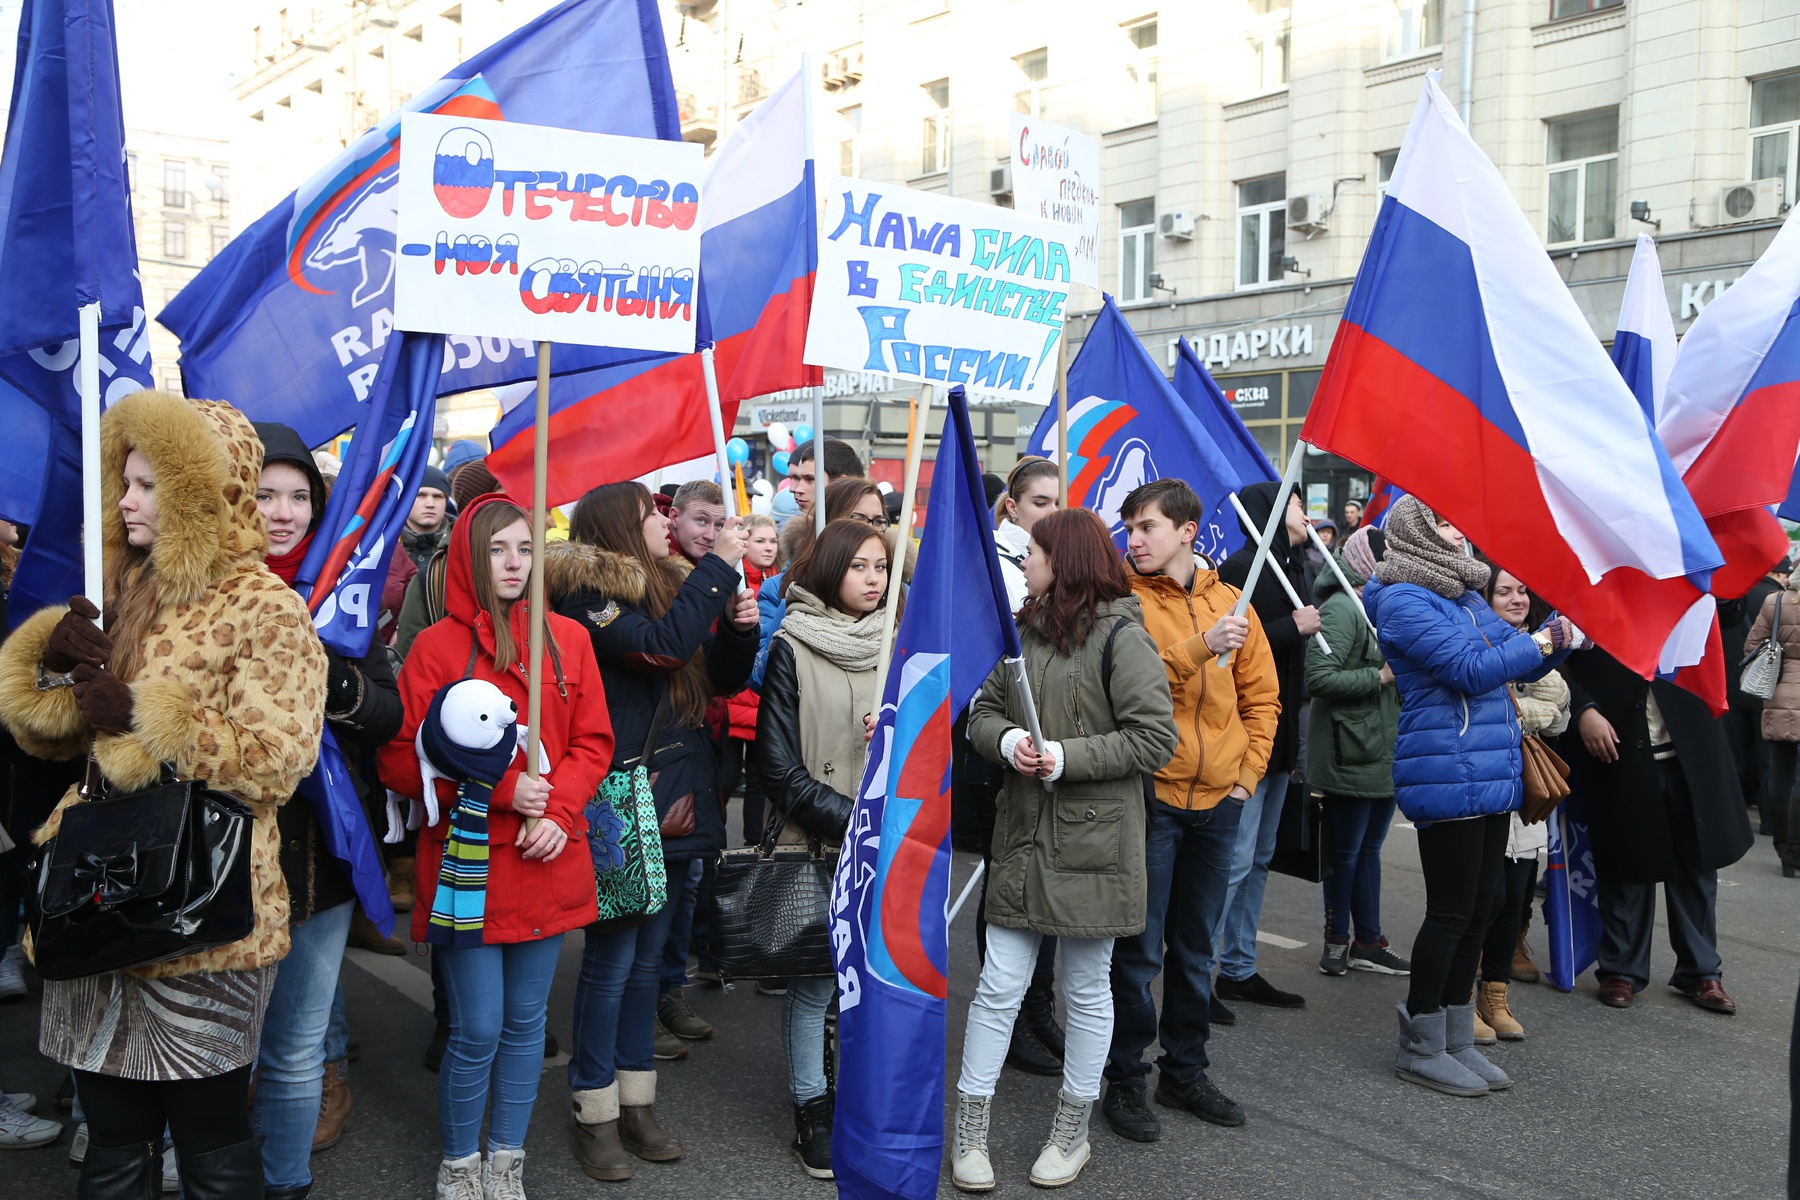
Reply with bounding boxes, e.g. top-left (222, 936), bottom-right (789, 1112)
top-left (394, 113), bottom-right (704, 352)
top-left (1009, 113), bottom-right (1099, 288)
top-left (804, 176), bottom-right (1071, 399)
